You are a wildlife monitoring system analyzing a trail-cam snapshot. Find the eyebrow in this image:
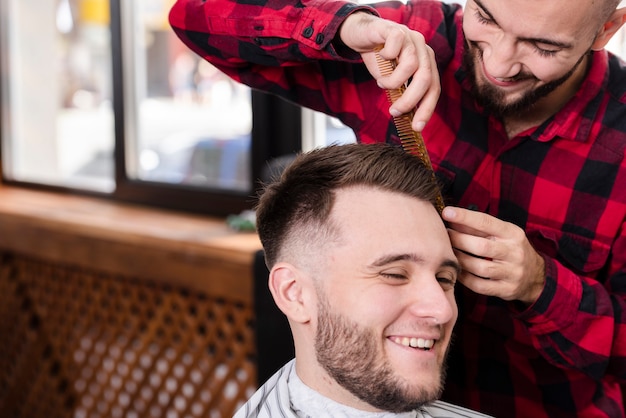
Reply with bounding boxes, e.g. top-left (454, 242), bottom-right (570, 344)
top-left (473, 0), bottom-right (573, 50)
top-left (369, 253), bottom-right (461, 276)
